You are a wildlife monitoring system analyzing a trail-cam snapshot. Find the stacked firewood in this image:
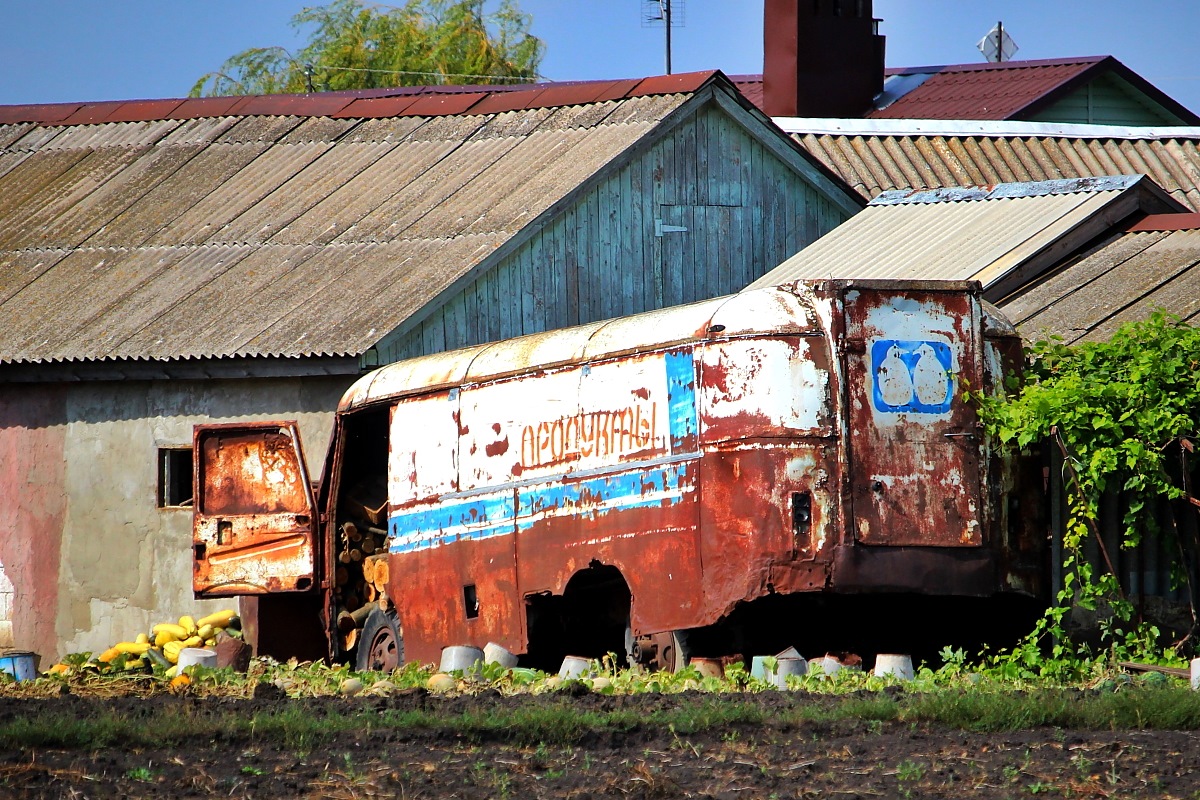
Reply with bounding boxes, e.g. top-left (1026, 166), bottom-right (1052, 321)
top-left (334, 521), bottom-right (393, 651)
